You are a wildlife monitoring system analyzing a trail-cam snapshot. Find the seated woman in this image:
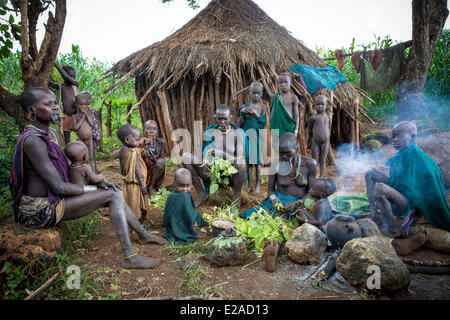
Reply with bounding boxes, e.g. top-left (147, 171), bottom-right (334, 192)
top-left (365, 121), bottom-right (450, 255)
top-left (9, 88), bottom-right (166, 269)
top-left (163, 168), bottom-right (208, 244)
top-left (241, 132), bottom-right (317, 219)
